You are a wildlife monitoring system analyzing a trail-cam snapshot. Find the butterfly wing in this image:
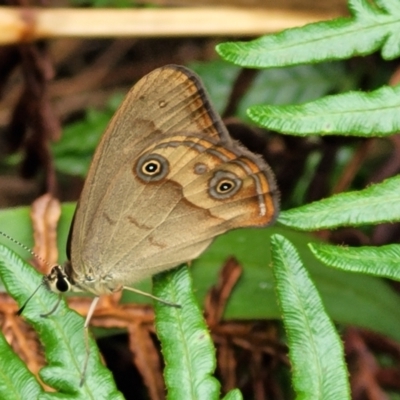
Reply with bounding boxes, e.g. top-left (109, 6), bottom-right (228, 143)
top-left (67, 65), bottom-right (279, 293)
